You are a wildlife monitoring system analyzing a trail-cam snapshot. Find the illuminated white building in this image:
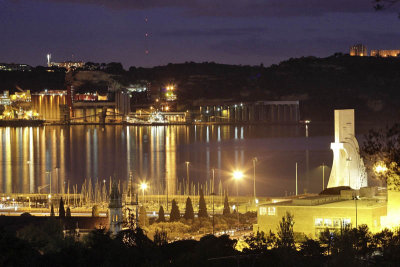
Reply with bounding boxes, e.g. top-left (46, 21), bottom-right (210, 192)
top-left (350, 44), bottom-right (367, 56)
